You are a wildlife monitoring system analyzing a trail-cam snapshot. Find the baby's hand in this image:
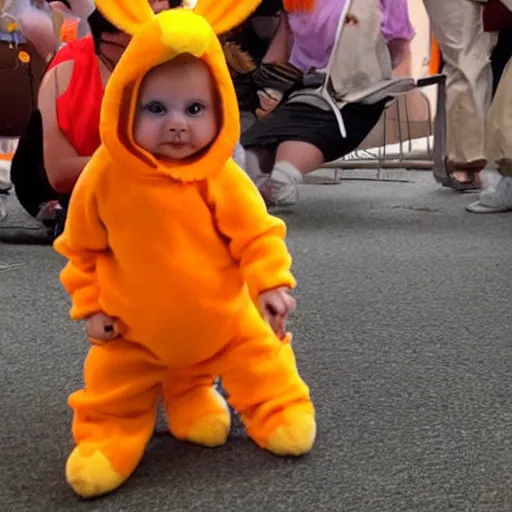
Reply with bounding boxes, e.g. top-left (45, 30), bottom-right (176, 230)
top-left (259, 287), bottom-right (296, 339)
top-left (86, 312), bottom-right (120, 343)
